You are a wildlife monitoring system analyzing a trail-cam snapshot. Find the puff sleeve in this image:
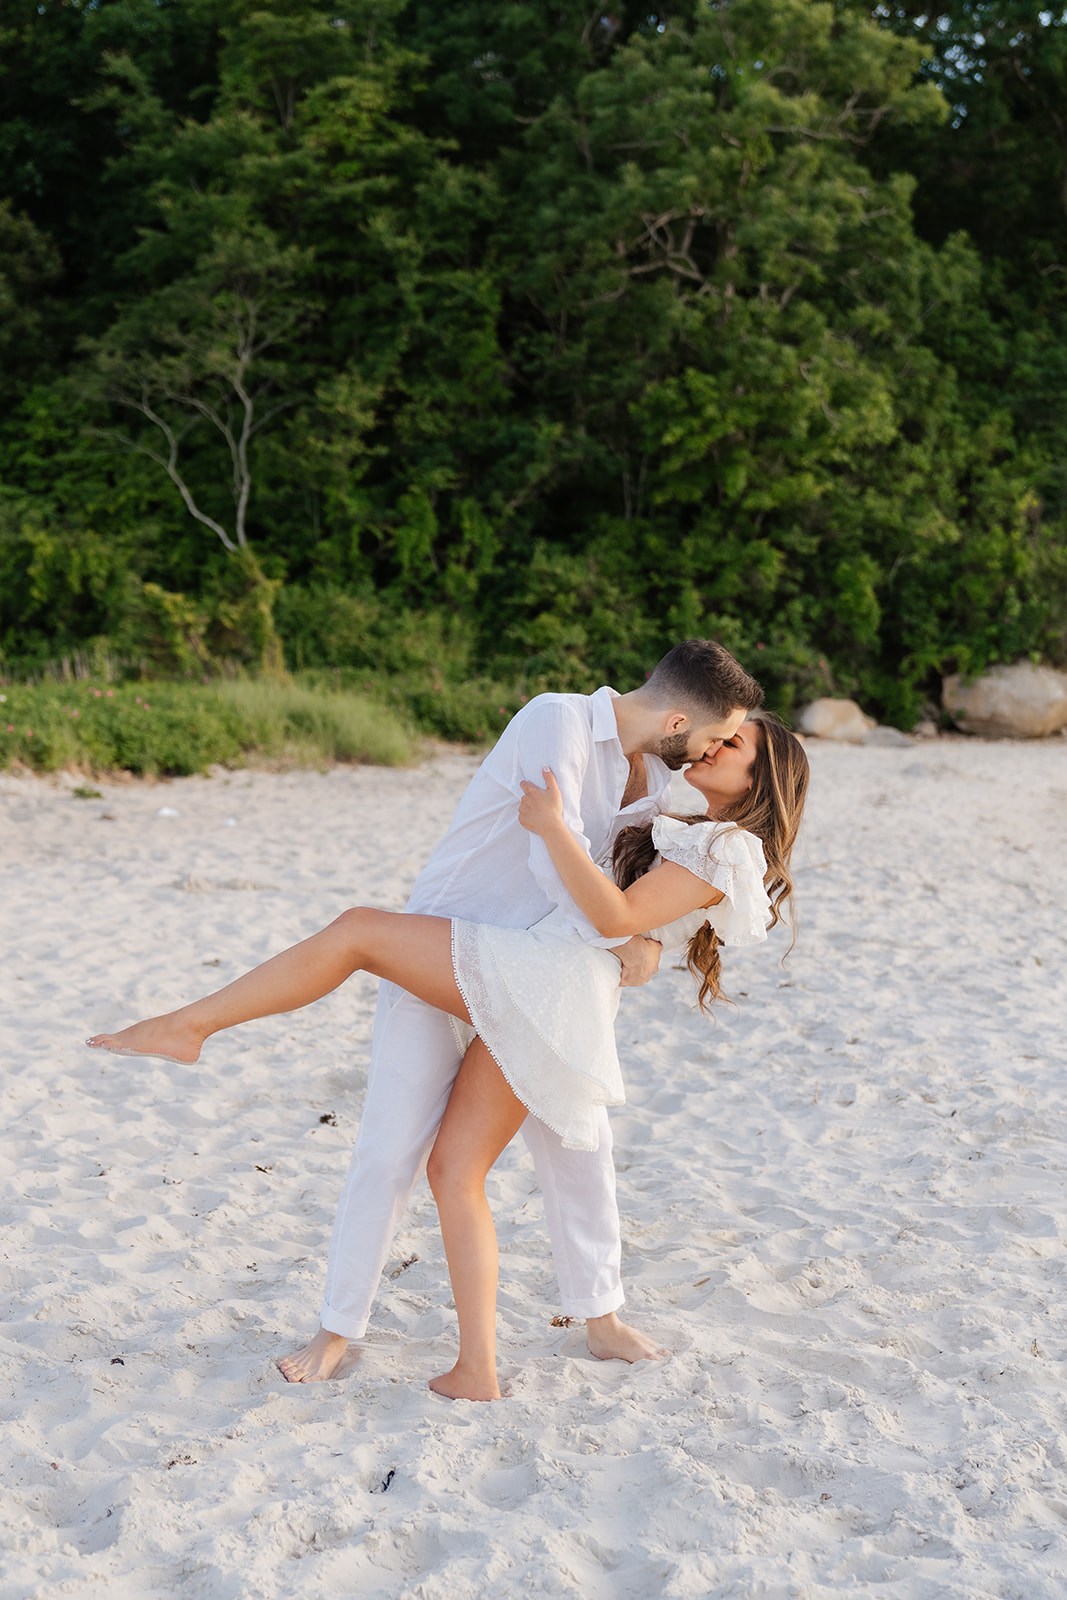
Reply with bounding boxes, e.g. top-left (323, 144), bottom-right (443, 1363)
top-left (651, 816), bottom-right (771, 947)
